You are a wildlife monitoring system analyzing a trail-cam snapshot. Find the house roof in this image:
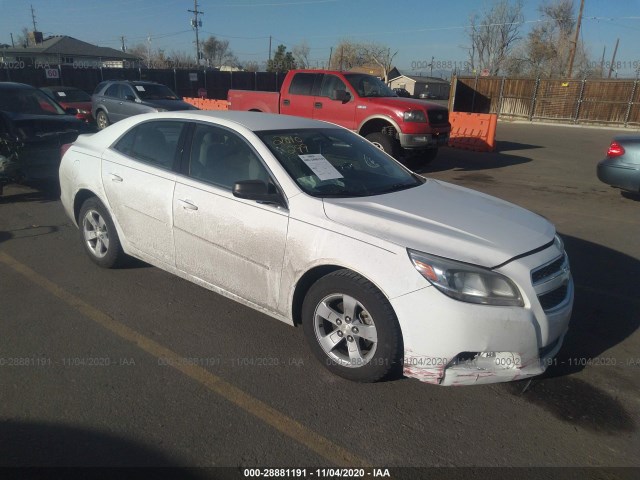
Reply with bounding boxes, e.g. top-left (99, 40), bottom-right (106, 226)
top-left (390, 73), bottom-right (450, 84)
top-left (1, 35), bottom-right (139, 60)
